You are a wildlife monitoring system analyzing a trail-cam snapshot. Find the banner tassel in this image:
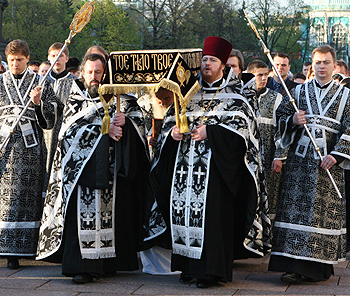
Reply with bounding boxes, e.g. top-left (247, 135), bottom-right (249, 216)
top-left (101, 106), bottom-right (110, 135)
top-left (180, 110), bottom-right (190, 133)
